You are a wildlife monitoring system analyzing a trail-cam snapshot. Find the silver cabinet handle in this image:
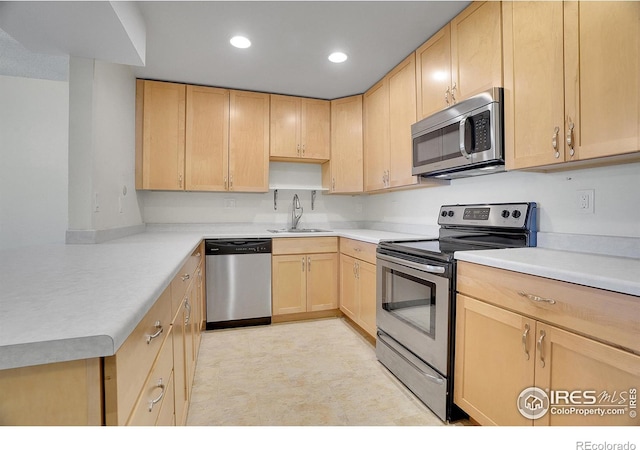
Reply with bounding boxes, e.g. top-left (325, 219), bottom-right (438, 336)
top-left (552, 126), bottom-right (560, 158)
top-left (224, 176), bottom-right (228, 190)
top-left (459, 113), bottom-right (472, 159)
top-left (179, 174), bottom-right (183, 188)
top-left (185, 299), bottom-right (191, 325)
top-left (522, 323), bottom-right (530, 360)
top-left (302, 144), bottom-right (305, 156)
top-left (302, 257), bottom-right (305, 272)
top-left (537, 330), bottom-right (546, 368)
top-left (567, 120), bottom-right (575, 156)
top-left (451, 82), bottom-right (457, 104)
top-left (518, 291), bottom-right (556, 305)
top-left (146, 320), bottom-right (163, 344)
top-left (148, 378), bottom-right (165, 412)
top-left (332, 178), bottom-right (336, 191)
top-left (445, 87), bottom-right (450, 105)
top-left (307, 256), bottom-right (311, 272)
top-left (181, 273), bottom-right (190, 282)
top-left (353, 262), bottom-right (357, 277)
top-left (356, 262), bottom-right (360, 279)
